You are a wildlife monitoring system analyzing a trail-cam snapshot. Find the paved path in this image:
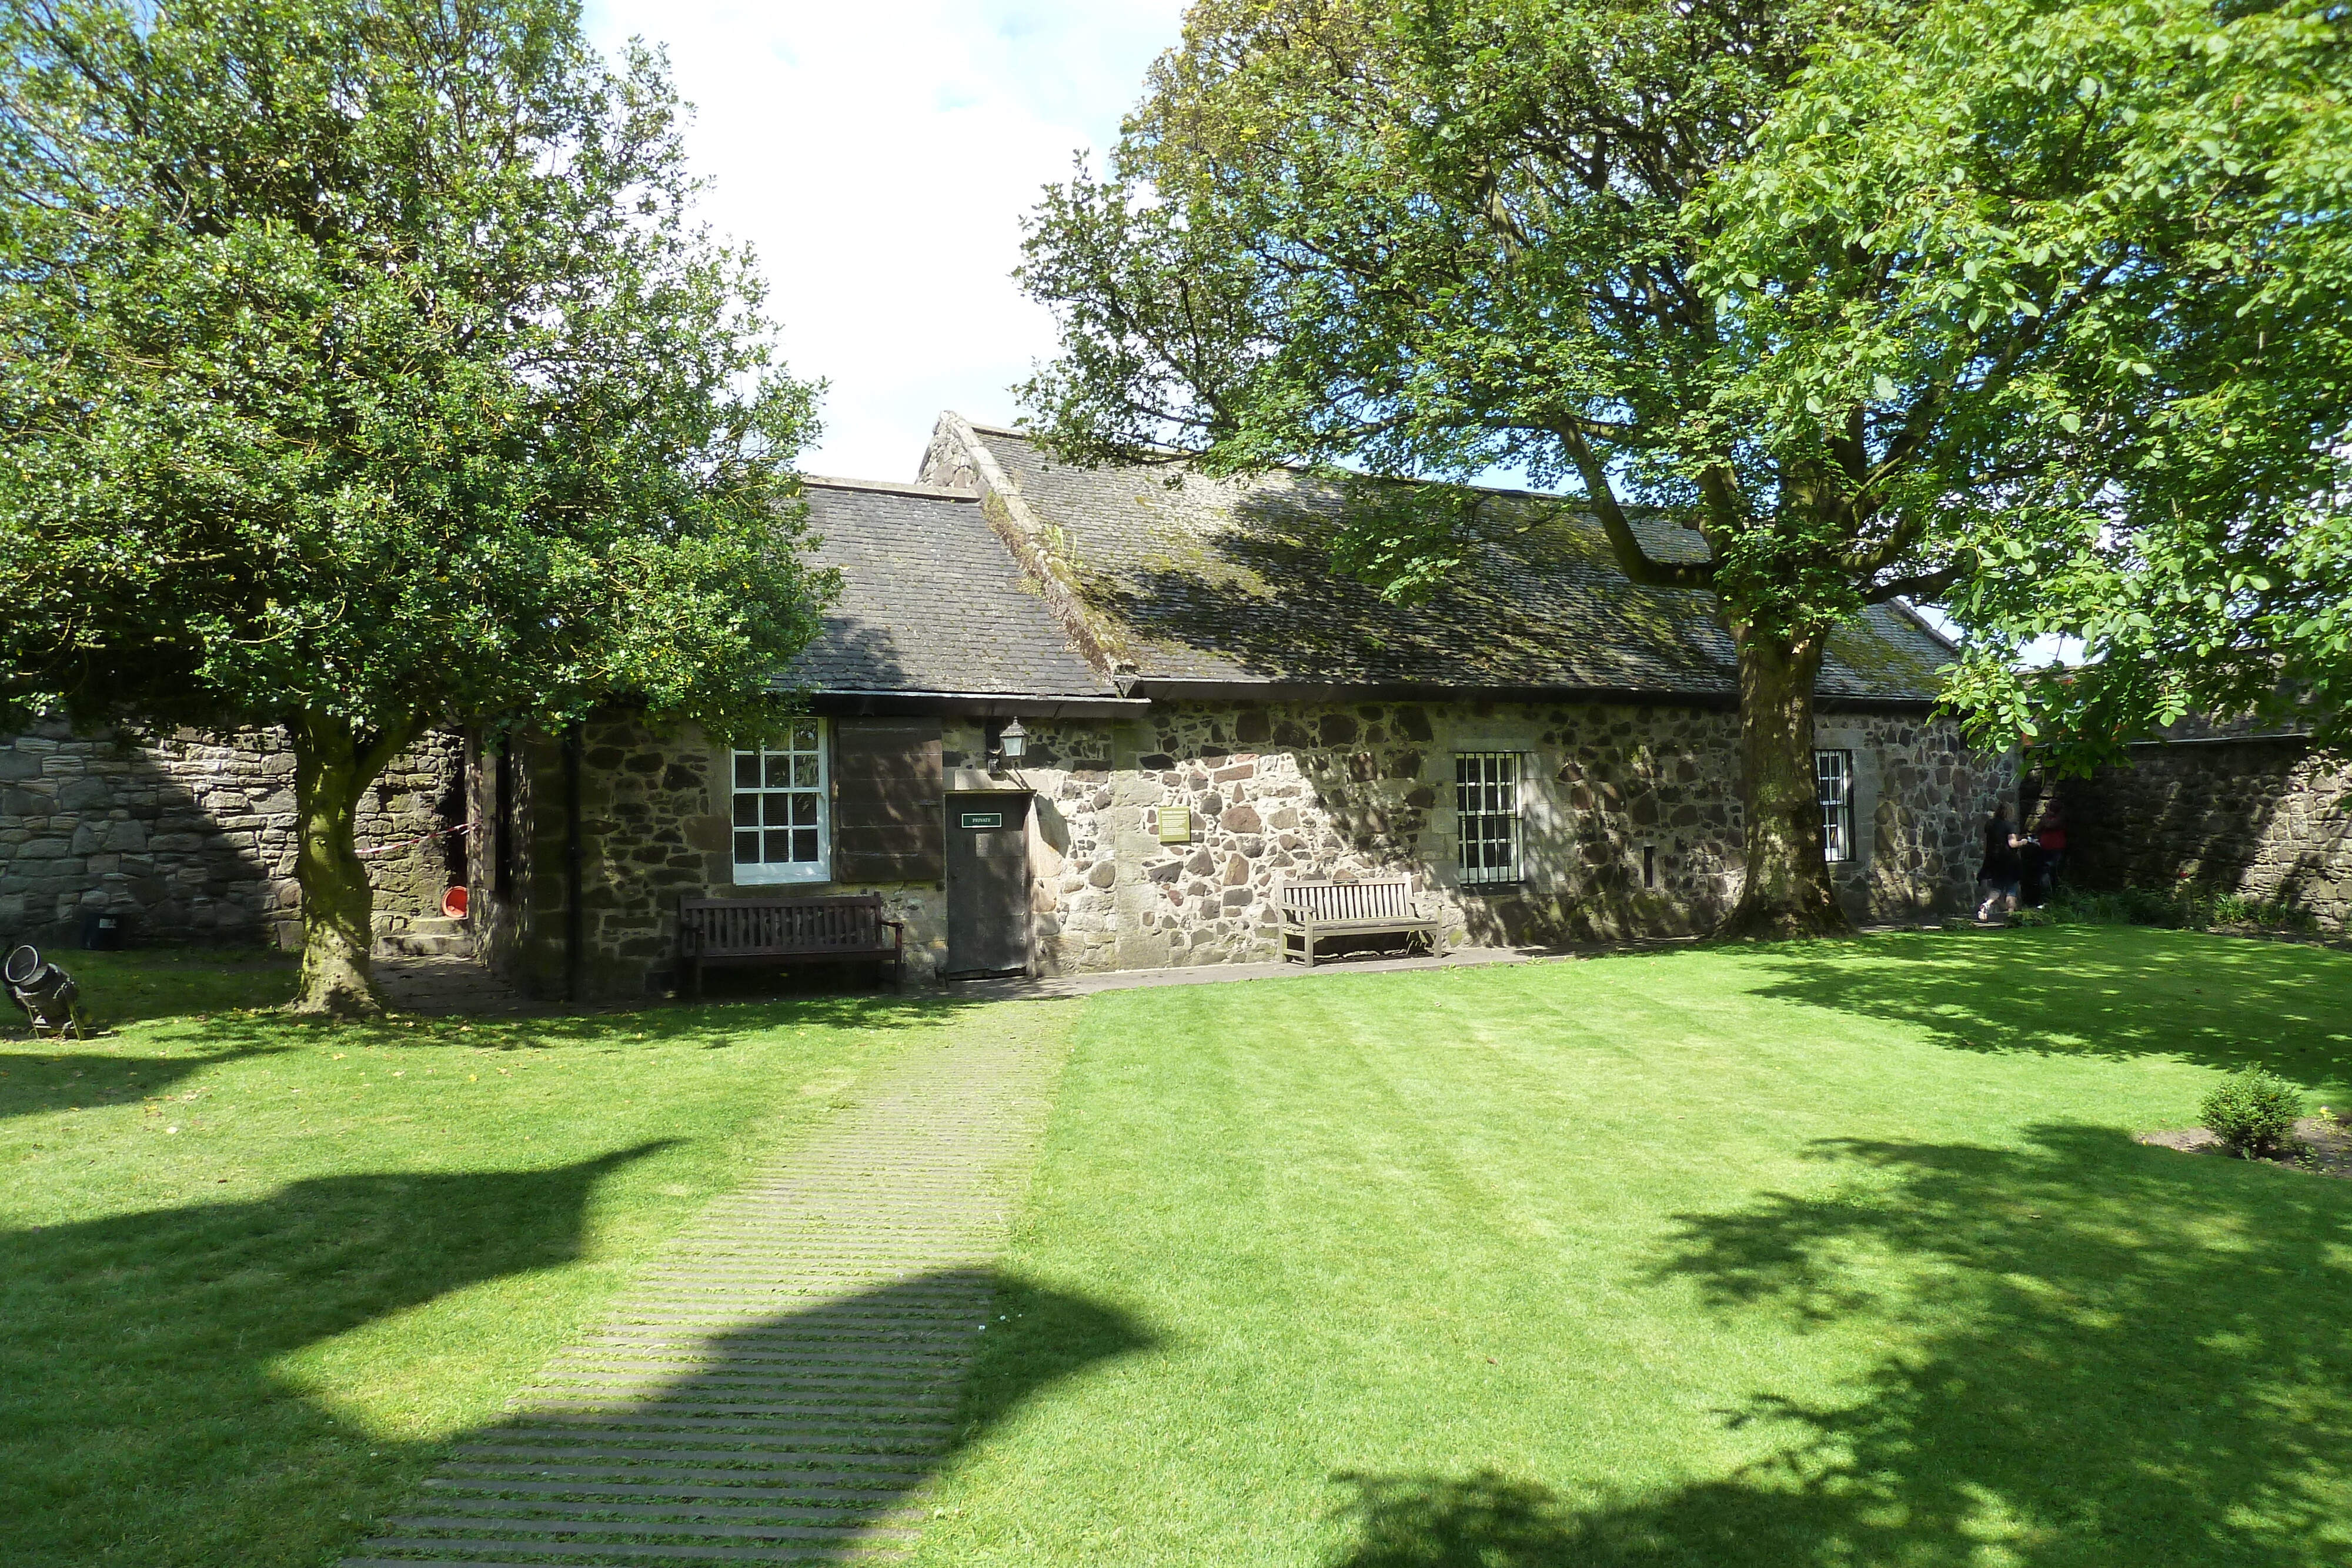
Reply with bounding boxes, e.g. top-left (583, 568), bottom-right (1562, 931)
top-left (346, 1025), bottom-right (1064, 1566)
top-left (376, 955), bottom-right (553, 1018)
top-left (947, 941), bottom-right (1581, 1001)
